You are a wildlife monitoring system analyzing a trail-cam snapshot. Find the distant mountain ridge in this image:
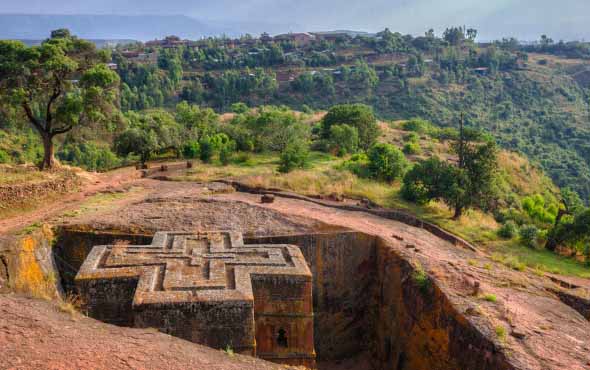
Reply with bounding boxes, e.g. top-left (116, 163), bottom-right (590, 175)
top-left (0, 14), bottom-right (298, 41)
